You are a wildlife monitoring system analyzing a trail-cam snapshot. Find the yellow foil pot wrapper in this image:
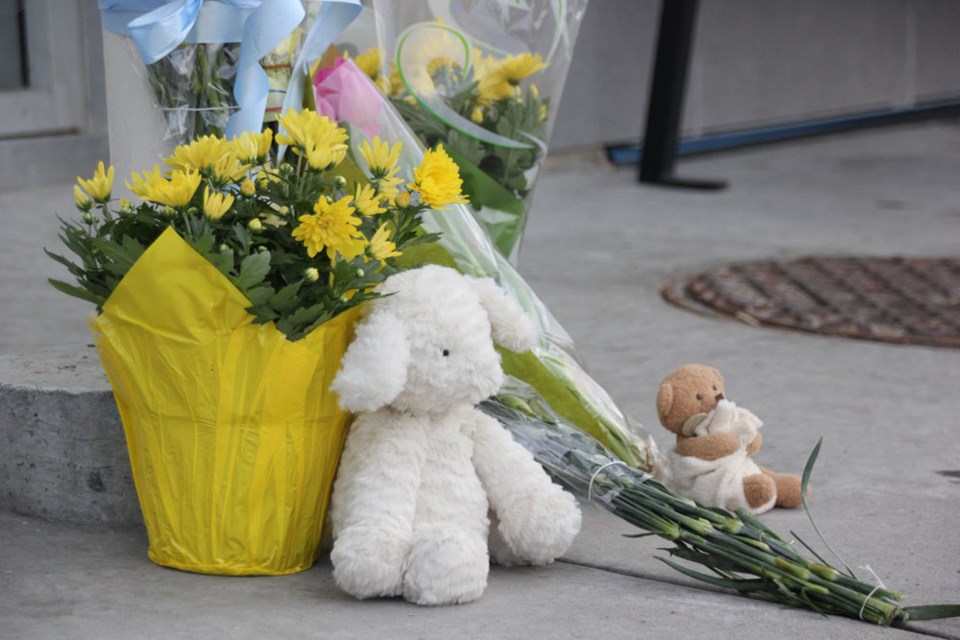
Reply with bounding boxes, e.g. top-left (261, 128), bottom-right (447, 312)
top-left (90, 227), bottom-right (358, 575)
